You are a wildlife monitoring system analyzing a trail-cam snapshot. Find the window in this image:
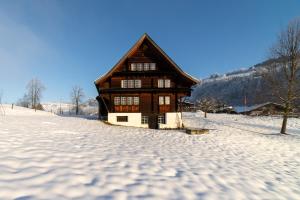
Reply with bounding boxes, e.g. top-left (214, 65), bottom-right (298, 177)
top-left (117, 116), bottom-right (128, 122)
top-left (159, 96), bottom-right (165, 105)
top-left (115, 97), bottom-right (139, 106)
top-left (137, 63), bottom-right (143, 71)
top-left (121, 80), bottom-right (127, 88)
top-left (114, 97), bottom-right (120, 105)
top-left (165, 96), bottom-right (170, 105)
top-left (133, 97), bottom-right (139, 105)
top-left (135, 80), bottom-right (141, 88)
top-left (165, 79), bottom-right (171, 88)
top-left (141, 116), bottom-right (148, 124)
top-left (158, 115), bottom-right (165, 124)
top-left (114, 96), bottom-right (140, 112)
top-left (144, 63), bottom-right (149, 71)
top-left (158, 79), bottom-right (164, 88)
top-left (150, 63), bottom-right (156, 70)
top-left (157, 79), bottom-right (171, 88)
top-left (121, 97), bottom-right (127, 105)
top-left (130, 63), bottom-right (155, 71)
top-left (131, 63), bottom-right (136, 71)
top-left (127, 97), bottom-right (133, 105)
top-left (128, 80), bottom-right (134, 88)
top-left (121, 79), bottom-right (141, 88)
top-left (159, 96), bottom-right (170, 105)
